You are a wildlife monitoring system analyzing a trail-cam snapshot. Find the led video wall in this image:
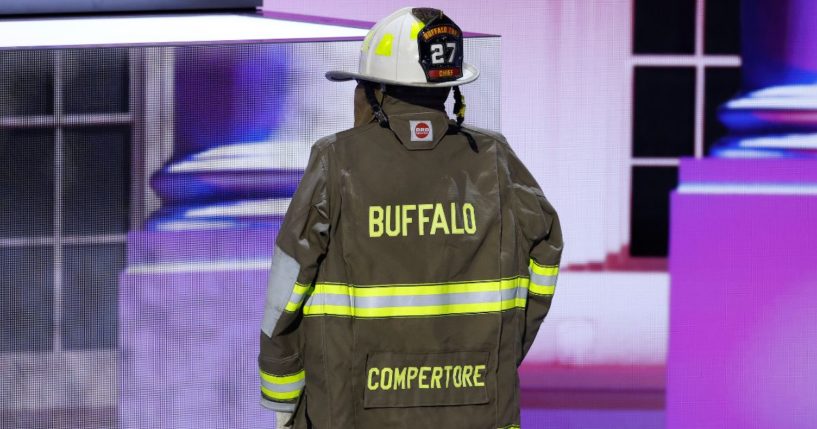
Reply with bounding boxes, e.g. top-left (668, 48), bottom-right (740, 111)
top-left (0, 18), bottom-right (499, 427)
